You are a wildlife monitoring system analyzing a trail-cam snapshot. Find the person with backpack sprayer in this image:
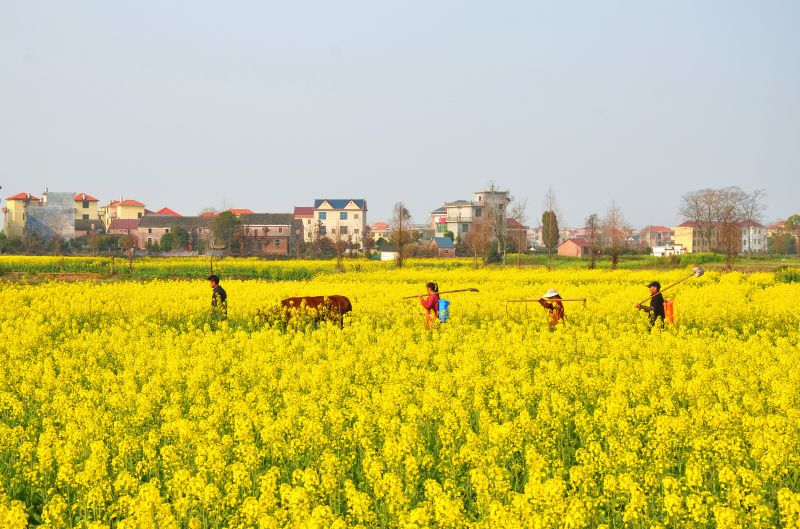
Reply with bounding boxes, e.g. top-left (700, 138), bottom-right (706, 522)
top-left (635, 281), bottom-right (665, 328)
